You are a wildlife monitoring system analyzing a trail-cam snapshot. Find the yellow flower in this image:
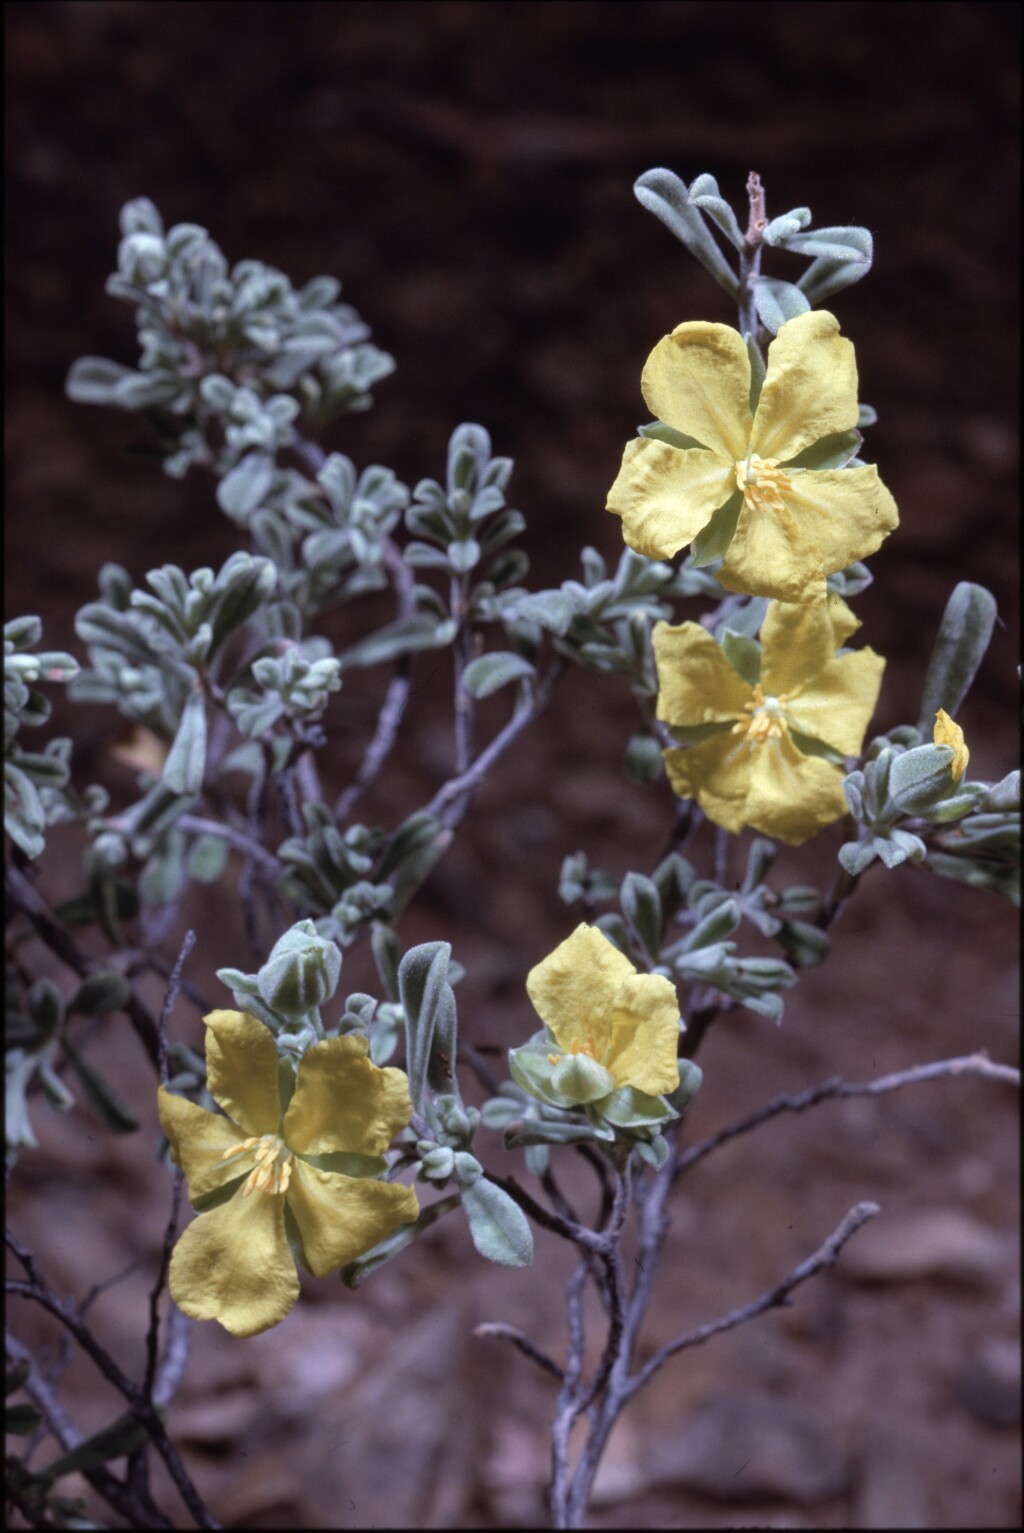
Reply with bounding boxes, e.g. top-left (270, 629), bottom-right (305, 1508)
top-left (933, 708), bottom-right (969, 782)
top-left (655, 597), bottom-right (885, 844)
top-left (158, 1011), bottom-right (418, 1337)
top-left (606, 310), bottom-right (898, 605)
top-left (526, 924), bottom-right (680, 1097)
